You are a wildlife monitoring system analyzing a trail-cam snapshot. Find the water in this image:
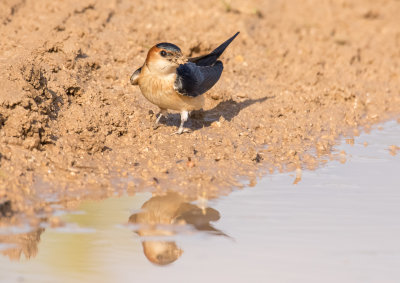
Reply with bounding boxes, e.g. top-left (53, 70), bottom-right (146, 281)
top-left (0, 120), bottom-right (399, 283)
